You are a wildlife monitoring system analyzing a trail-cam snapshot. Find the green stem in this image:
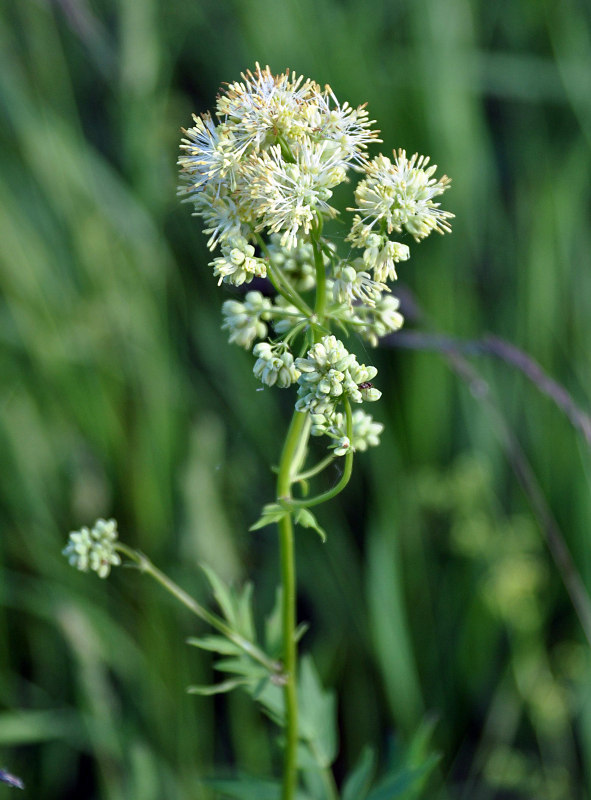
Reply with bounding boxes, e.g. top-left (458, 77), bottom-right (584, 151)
top-left (275, 223), bottom-right (336, 800)
top-left (115, 544), bottom-right (280, 675)
top-left (311, 227), bottom-right (327, 336)
top-left (319, 763), bottom-right (340, 800)
top-left (256, 234), bottom-right (314, 318)
top-left (287, 397), bottom-right (354, 509)
top-left (276, 409), bottom-right (310, 800)
top-left (293, 453), bottom-right (336, 482)
top-left (267, 263), bottom-right (310, 317)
